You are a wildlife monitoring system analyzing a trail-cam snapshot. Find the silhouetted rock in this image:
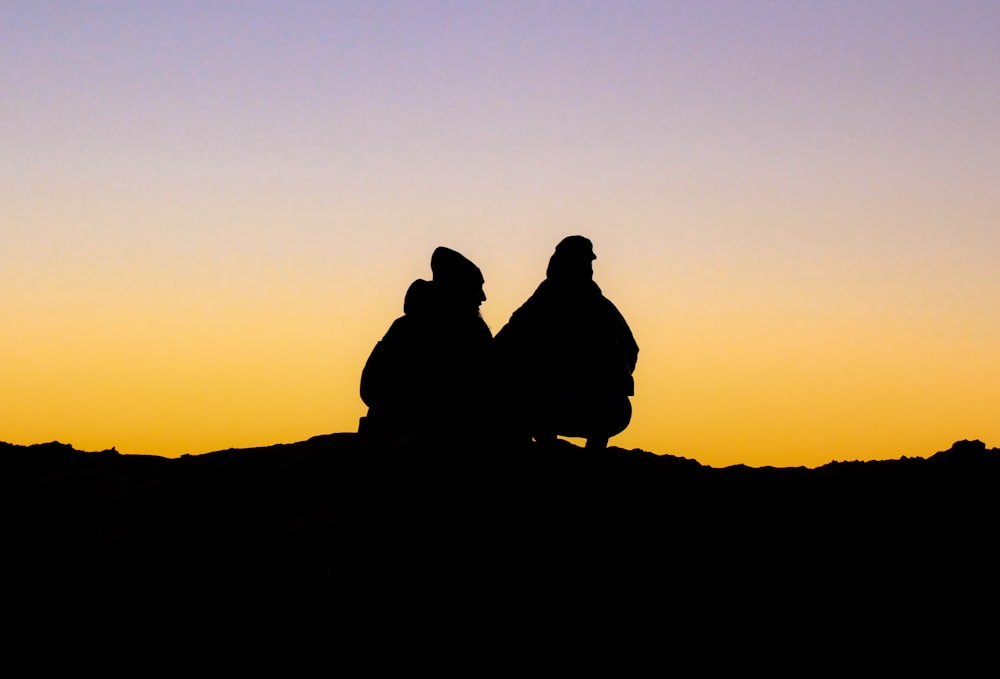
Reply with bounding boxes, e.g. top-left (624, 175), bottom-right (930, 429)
top-left (929, 438), bottom-right (990, 463)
